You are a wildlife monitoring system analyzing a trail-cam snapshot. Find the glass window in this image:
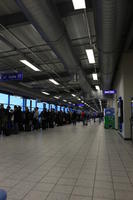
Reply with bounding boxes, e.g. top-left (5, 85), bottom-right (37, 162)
top-left (44, 102), bottom-right (49, 110)
top-left (31, 100), bottom-right (36, 110)
top-left (51, 104), bottom-right (55, 110)
top-left (0, 93), bottom-right (8, 107)
top-left (57, 106), bottom-right (60, 111)
top-left (10, 95), bottom-right (23, 108)
top-left (65, 108), bottom-right (68, 113)
top-left (27, 99), bottom-right (31, 109)
top-left (37, 102), bottom-right (43, 113)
